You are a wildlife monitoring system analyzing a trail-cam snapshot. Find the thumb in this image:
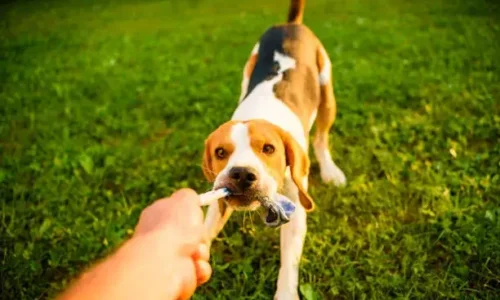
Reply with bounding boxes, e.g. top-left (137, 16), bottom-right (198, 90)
top-left (165, 188), bottom-right (207, 246)
top-left (168, 188), bottom-right (201, 213)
